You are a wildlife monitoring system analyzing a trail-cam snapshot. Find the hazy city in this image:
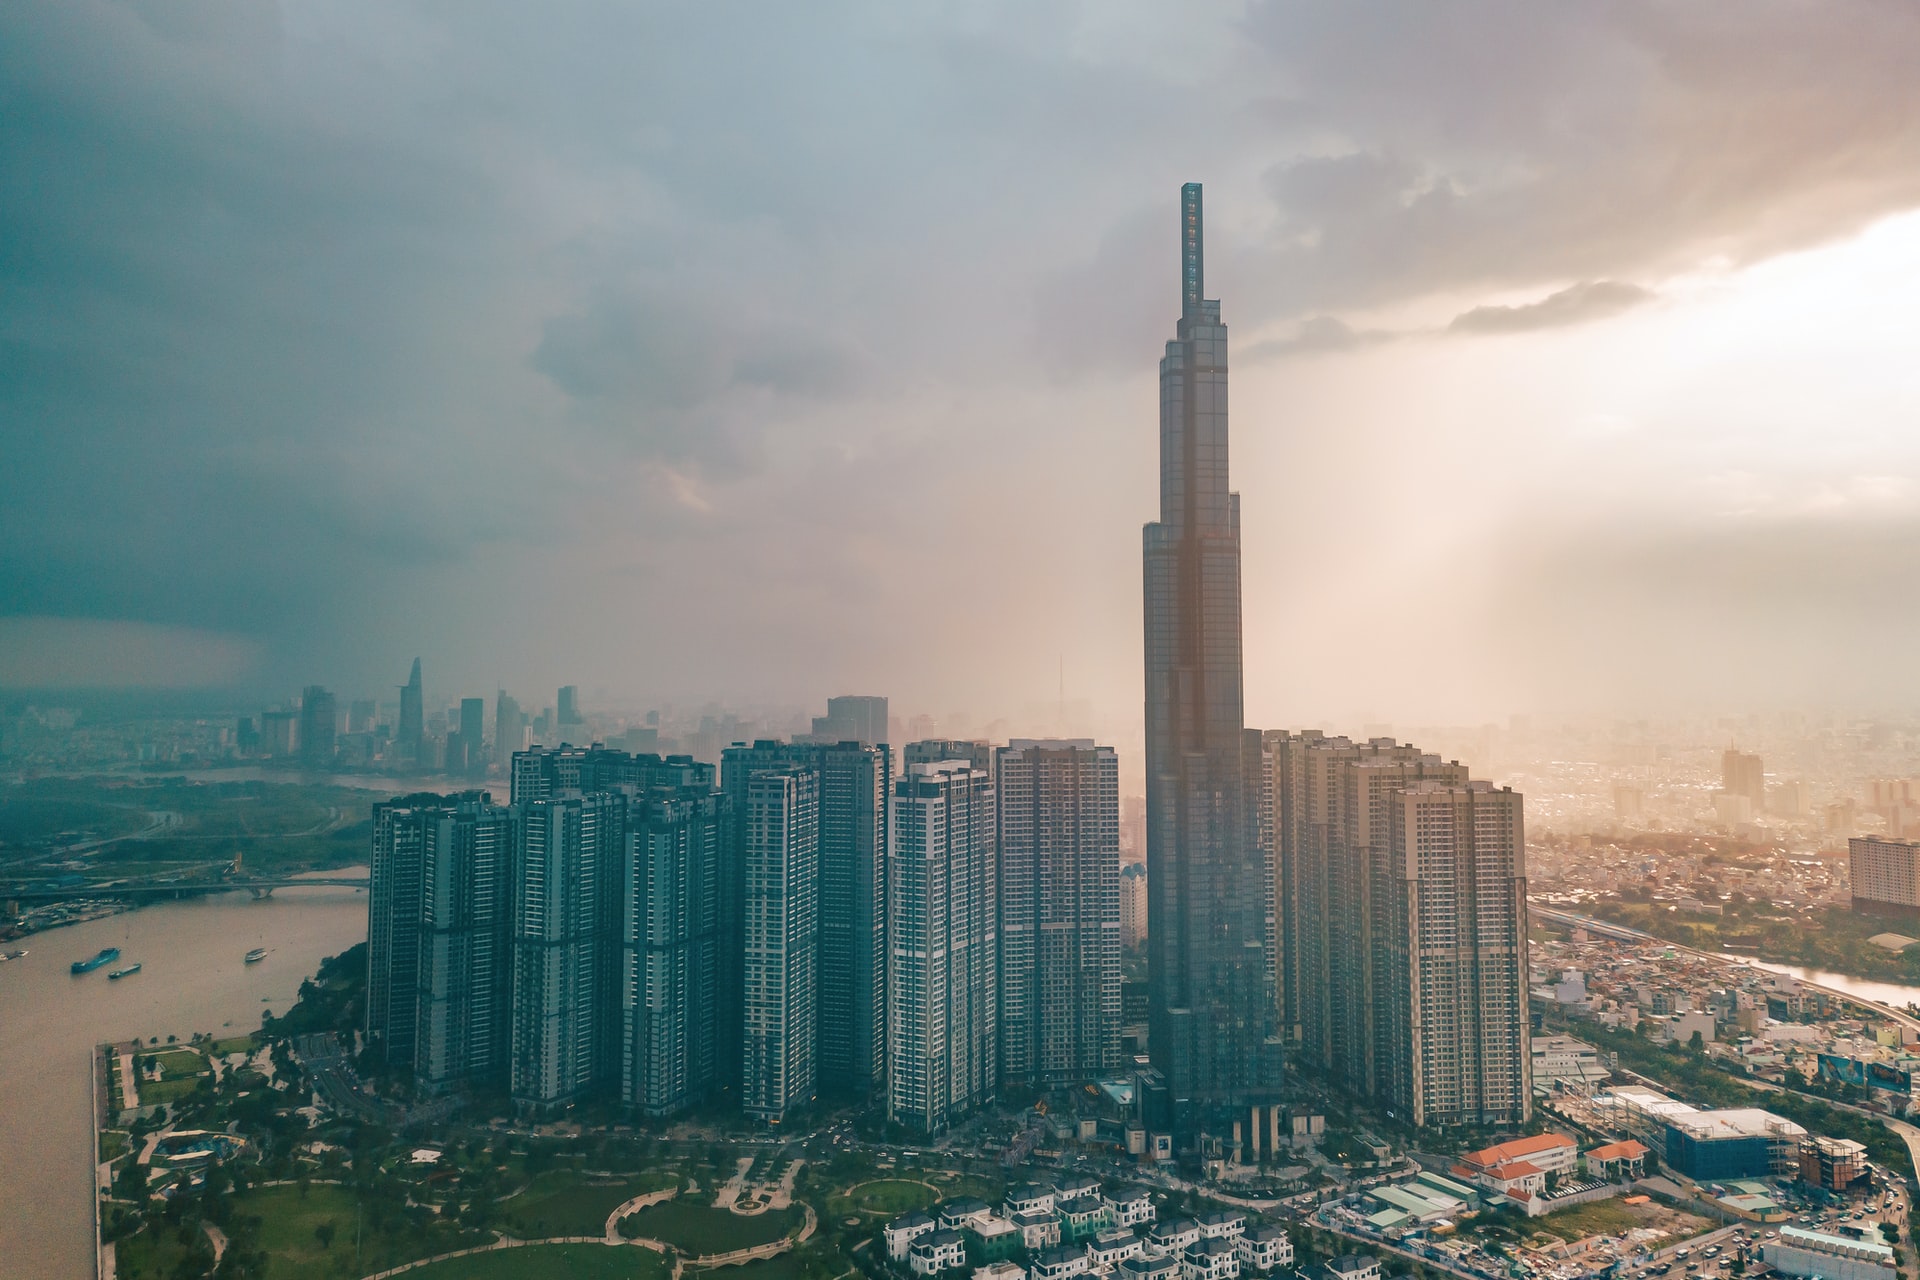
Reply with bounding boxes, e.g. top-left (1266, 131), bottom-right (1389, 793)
top-left (6, 7), bottom-right (1920, 1280)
